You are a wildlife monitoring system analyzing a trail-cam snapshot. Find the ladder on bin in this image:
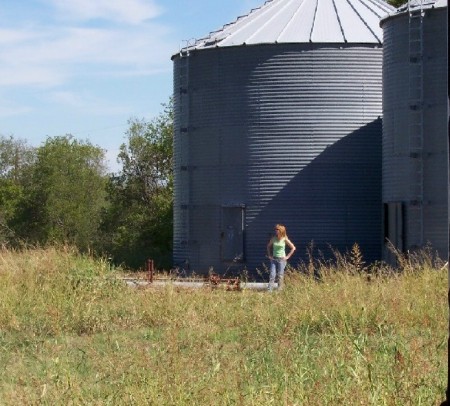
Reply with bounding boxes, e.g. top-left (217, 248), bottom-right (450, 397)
top-left (408, 0), bottom-right (425, 248)
top-left (178, 42), bottom-right (191, 251)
